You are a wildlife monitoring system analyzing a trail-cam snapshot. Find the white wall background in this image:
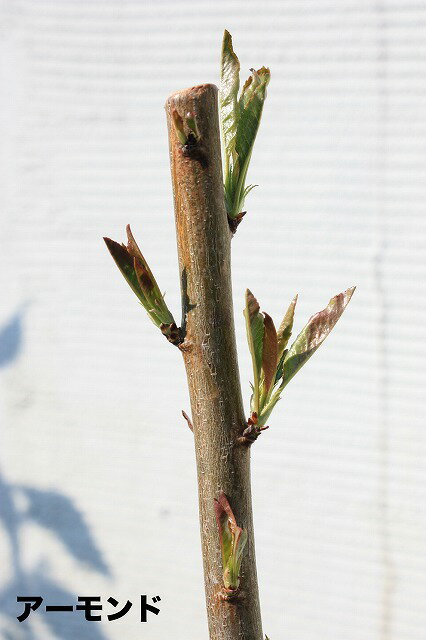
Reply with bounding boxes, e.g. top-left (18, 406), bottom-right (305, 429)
top-left (1, 1), bottom-right (425, 639)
